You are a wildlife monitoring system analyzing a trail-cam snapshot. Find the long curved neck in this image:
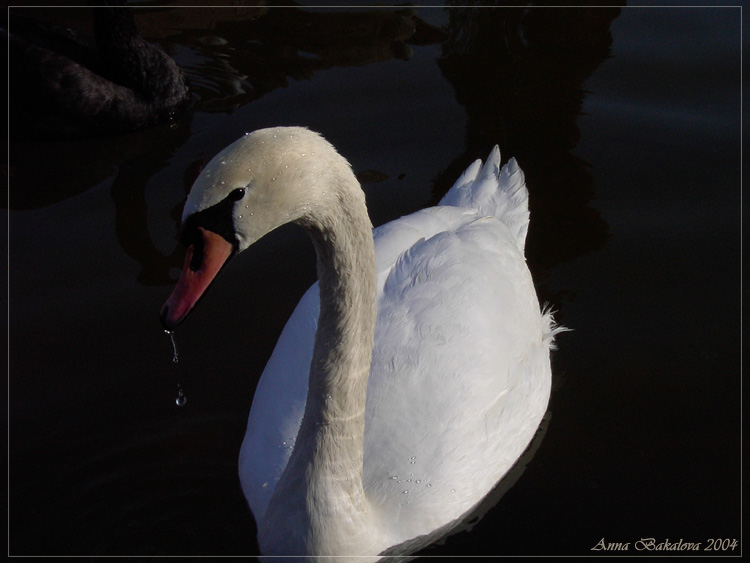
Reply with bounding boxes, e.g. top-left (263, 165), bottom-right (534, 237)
top-left (301, 185), bottom-right (377, 472)
top-left (306, 197), bottom-right (377, 441)
top-left (260, 173), bottom-right (379, 556)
